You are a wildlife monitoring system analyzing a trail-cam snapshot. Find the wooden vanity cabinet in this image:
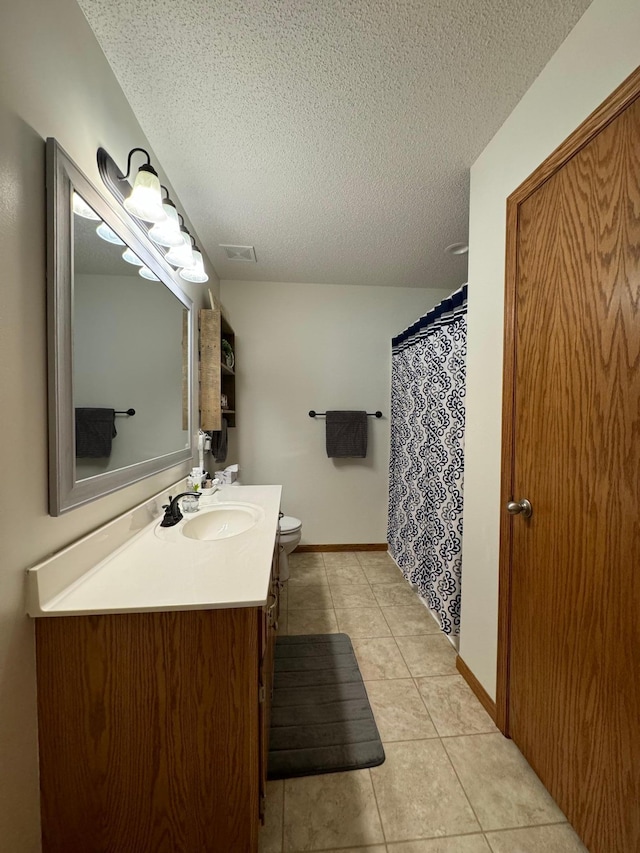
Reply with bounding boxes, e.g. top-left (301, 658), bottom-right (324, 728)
top-left (35, 548), bottom-right (280, 853)
top-left (259, 541), bottom-right (281, 815)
